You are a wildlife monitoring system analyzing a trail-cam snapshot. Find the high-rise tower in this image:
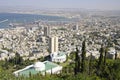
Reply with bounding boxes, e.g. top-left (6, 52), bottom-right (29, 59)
top-left (49, 36), bottom-right (58, 53)
top-left (44, 26), bottom-right (51, 37)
